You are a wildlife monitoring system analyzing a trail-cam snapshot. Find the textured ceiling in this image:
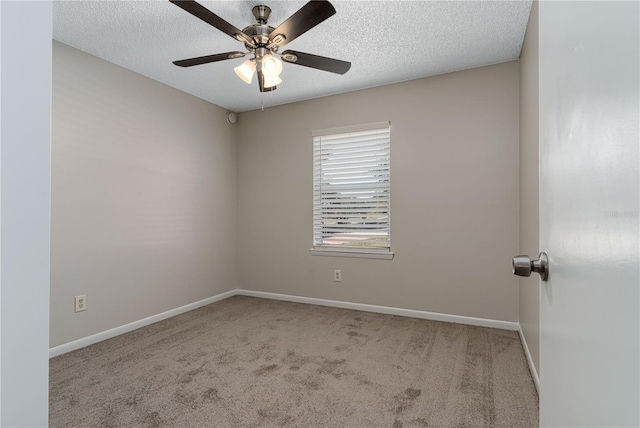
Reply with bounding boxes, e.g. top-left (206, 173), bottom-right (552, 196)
top-left (53, 0), bottom-right (532, 112)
